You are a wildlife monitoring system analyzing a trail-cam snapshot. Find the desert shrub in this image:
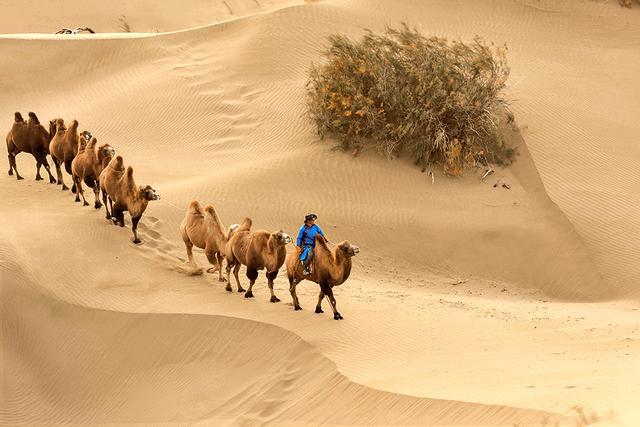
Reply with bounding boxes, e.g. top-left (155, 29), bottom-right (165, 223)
top-left (620, 0), bottom-right (640, 7)
top-left (306, 24), bottom-right (515, 175)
